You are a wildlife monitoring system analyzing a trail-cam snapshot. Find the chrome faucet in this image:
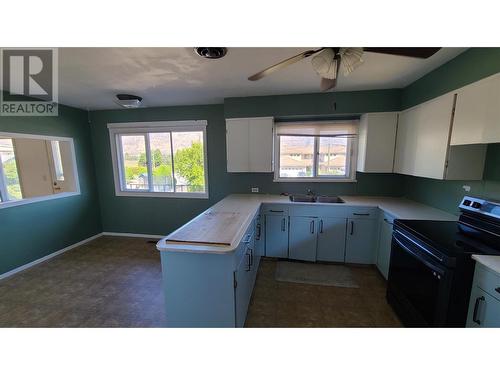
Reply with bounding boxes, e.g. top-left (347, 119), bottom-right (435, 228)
top-left (306, 188), bottom-right (315, 196)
